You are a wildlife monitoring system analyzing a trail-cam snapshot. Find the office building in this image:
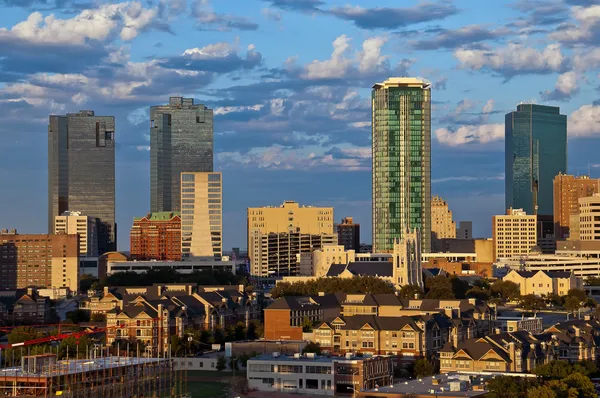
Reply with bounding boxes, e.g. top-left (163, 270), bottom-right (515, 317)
top-left (54, 211), bottom-right (98, 257)
top-left (150, 97), bottom-right (213, 213)
top-left (180, 172), bottom-right (222, 260)
top-left (505, 104), bottom-right (567, 216)
top-left (250, 231), bottom-right (337, 276)
top-left (431, 196), bottom-right (456, 251)
top-left (337, 217), bottom-right (360, 251)
top-left (579, 194), bottom-right (600, 241)
top-left (247, 201), bottom-right (334, 268)
top-left (456, 221), bottom-right (472, 239)
top-left (130, 212), bottom-right (181, 261)
top-left (0, 230), bottom-right (79, 292)
top-left (106, 258), bottom-right (235, 275)
top-left (48, 110), bottom-right (116, 254)
top-left (372, 78), bottom-right (431, 253)
top-left (553, 174), bottom-right (600, 239)
top-left (492, 208), bottom-right (537, 260)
